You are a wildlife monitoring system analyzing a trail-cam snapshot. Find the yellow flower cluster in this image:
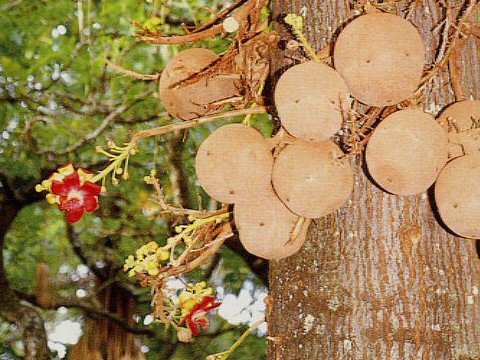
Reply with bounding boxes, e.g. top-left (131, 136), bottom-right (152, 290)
top-left (124, 212), bottom-right (229, 277)
top-left (178, 282), bottom-right (214, 314)
top-left (124, 241), bottom-right (170, 277)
